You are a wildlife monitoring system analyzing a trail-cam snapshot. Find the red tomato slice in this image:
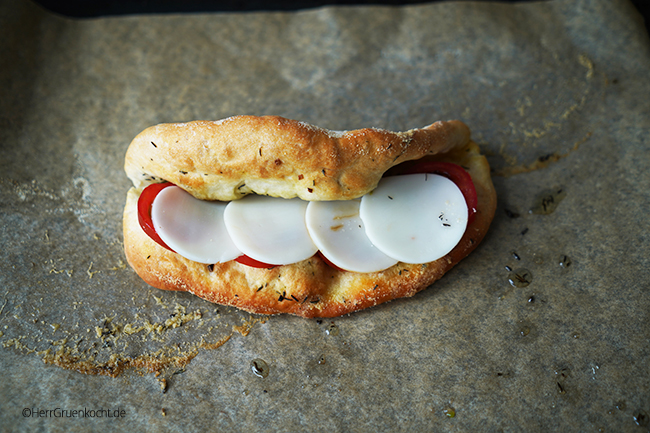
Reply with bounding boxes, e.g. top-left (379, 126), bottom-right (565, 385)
top-left (387, 161), bottom-right (477, 225)
top-left (317, 251), bottom-right (346, 272)
top-left (235, 255), bottom-right (276, 269)
top-left (137, 182), bottom-right (175, 251)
